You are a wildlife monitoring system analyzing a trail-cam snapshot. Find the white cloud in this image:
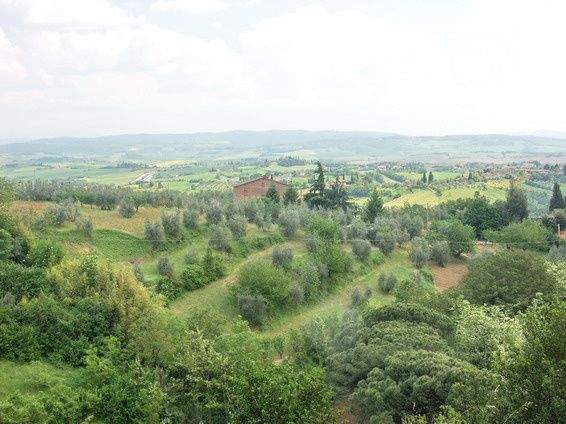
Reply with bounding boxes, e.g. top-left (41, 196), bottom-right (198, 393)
top-left (151, 0), bottom-right (227, 14)
top-left (2, 0), bottom-right (141, 28)
top-left (0, 28), bottom-right (27, 84)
